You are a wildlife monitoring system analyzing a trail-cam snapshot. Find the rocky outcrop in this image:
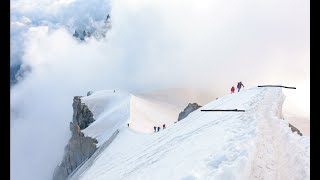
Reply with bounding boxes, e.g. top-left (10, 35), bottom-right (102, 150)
top-left (289, 123), bottom-right (303, 136)
top-left (68, 130), bottom-right (119, 180)
top-left (72, 14), bottom-right (111, 41)
top-left (73, 96), bottom-right (95, 130)
top-left (87, 91), bottom-right (93, 96)
top-left (73, 30), bottom-right (91, 41)
top-left (53, 96), bottom-right (97, 180)
top-left (10, 64), bottom-right (31, 87)
top-left (10, 64), bottom-right (21, 86)
top-left (178, 103), bottom-right (202, 121)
